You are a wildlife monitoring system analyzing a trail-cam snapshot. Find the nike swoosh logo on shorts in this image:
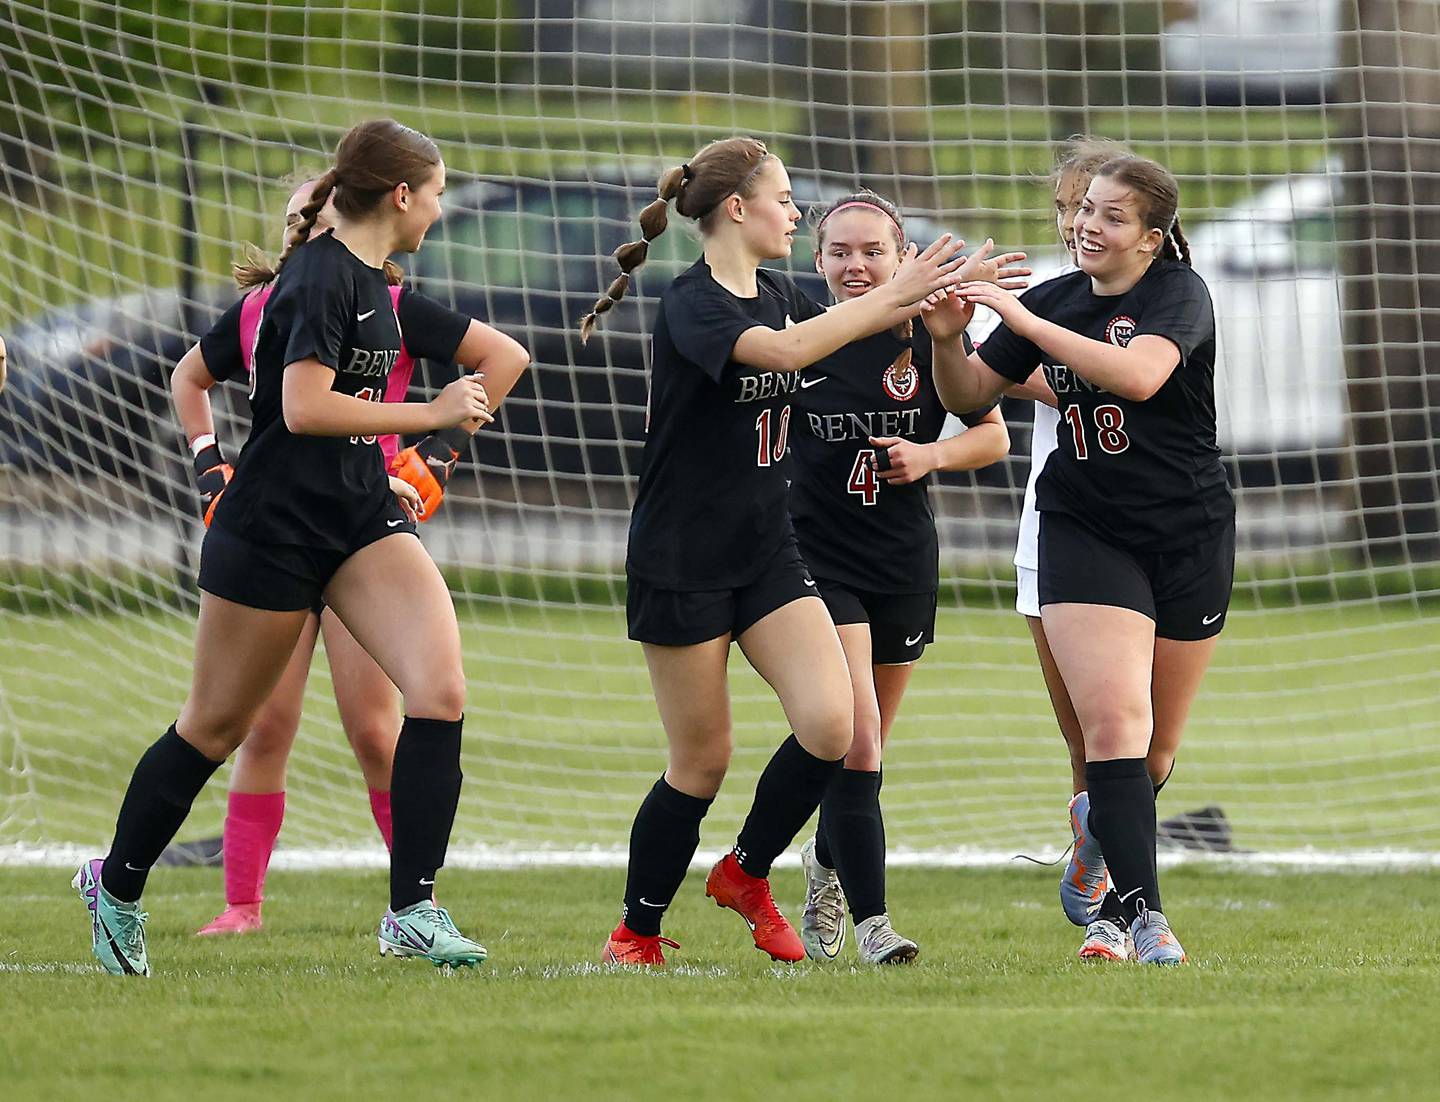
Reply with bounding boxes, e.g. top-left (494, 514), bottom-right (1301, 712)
top-left (905, 632), bottom-right (924, 647)
top-left (386, 518), bottom-right (407, 527)
top-left (357, 309), bottom-right (376, 321)
top-left (800, 376), bottom-right (826, 388)
top-left (803, 578), bottom-right (817, 587)
top-left (1202, 612), bottom-right (1222, 625)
